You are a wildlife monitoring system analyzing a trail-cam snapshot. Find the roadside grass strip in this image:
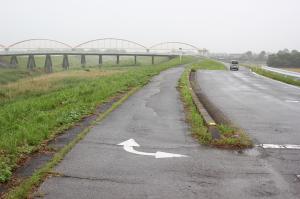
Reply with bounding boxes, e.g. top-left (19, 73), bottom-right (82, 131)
top-left (0, 56), bottom-right (195, 184)
top-left (179, 59), bottom-right (252, 149)
top-left (251, 66), bottom-right (300, 87)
